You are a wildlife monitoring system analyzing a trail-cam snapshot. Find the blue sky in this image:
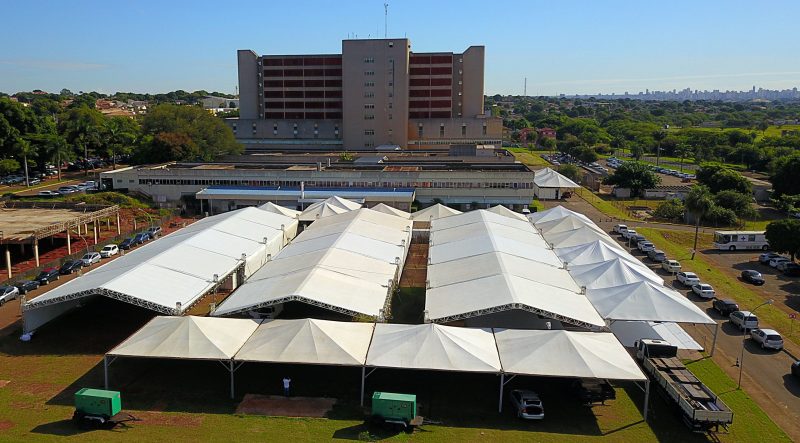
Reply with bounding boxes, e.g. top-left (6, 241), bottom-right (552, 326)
top-left (1, 0), bottom-right (799, 96)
